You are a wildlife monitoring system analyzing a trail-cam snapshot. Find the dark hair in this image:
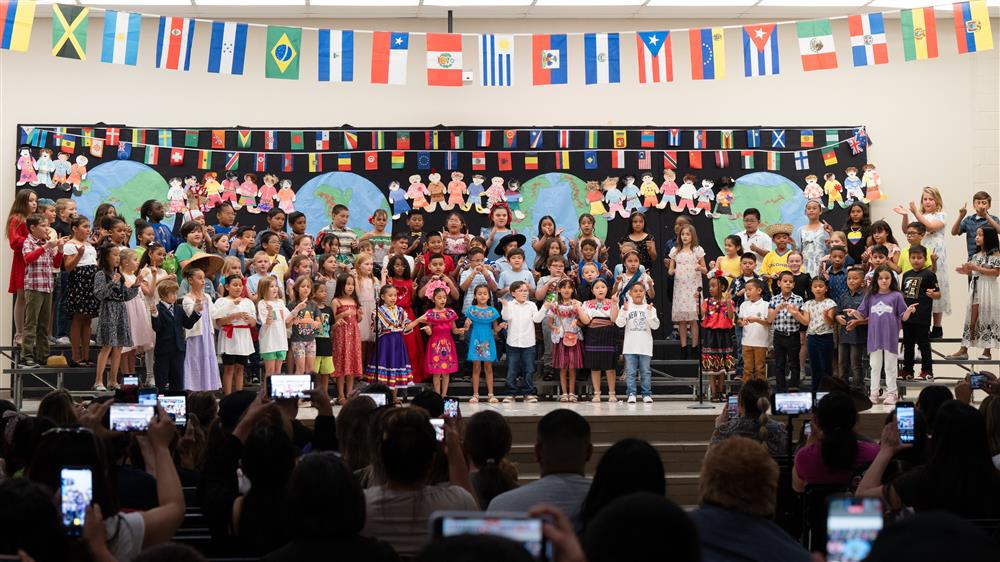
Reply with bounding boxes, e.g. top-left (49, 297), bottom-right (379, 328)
top-left (70, 215), bottom-right (90, 230)
top-left (811, 276), bottom-right (829, 290)
top-left (743, 207), bottom-right (761, 220)
top-left (536, 409), bottom-right (591, 472)
top-left (417, 535), bottom-right (535, 562)
top-left (386, 254), bottom-right (412, 280)
top-left (508, 280), bottom-right (528, 294)
top-left (0, 478), bottom-right (72, 562)
top-left (425, 231), bottom-right (442, 242)
top-left (37, 391), bottom-right (78, 428)
top-left (96, 243), bottom-right (118, 273)
top-left (908, 244), bottom-right (927, 258)
top-left (843, 202), bottom-right (871, 230)
top-left (239, 423), bottom-right (297, 552)
top-left (287, 211), bottom-right (305, 224)
top-left (139, 199), bottom-right (161, 222)
top-left (978, 226), bottom-right (1000, 254)
top-left (580, 238), bottom-right (598, 250)
top-left (464, 411), bottom-right (517, 506)
top-left (133, 543), bottom-right (207, 562)
top-left (505, 247), bottom-right (525, 259)
top-left (973, 191), bottom-right (992, 203)
top-left (378, 283), bottom-right (397, 299)
top-left (331, 204), bottom-right (349, 216)
top-left (829, 245), bottom-right (847, 255)
top-left (870, 244), bottom-right (889, 257)
top-left (739, 379), bottom-right (774, 442)
top-left (407, 208), bottom-right (425, 220)
top-left (777, 270), bottom-right (796, 283)
top-left (283, 452), bottom-right (366, 538)
top-left (180, 220), bottom-right (201, 240)
top-left (411, 390), bottom-right (444, 418)
top-left (467, 247), bottom-right (485, 259)
top-left (259, 230), bottom-right (279, 248)
top-left (28, 428), bottom-right (120, 518)
top-left (867, 265), bottom-right (899, 294)
top-left (93, 203), bottom-right (116, 228)
top-left (579, 439), bottom-right (665, 532)
top-left (725, 234), bottom-right (743, 254)
top-left (427, 252), bottom-right (445, 263)
top-left (870, 220), bottom-right (899, 246)
top-left (740, 252), bottom-right (758, 263)
top-left (336, 396), bottom-right (377, 471)
top-left (332, 273), bottom-right (359, 305)
top-left (907, 221), bottom-right (927, 235)
top-left (916, 385), bottom-right (954, 433)
top-left (378, 408), bottom-right (437, 486)
top-left (813, 392), bottom-right (859, 472)
top-left (102, 216), bottom-right (125, 232)
top-left (583, 493), bottom-right (699, 562)
top-left (25, 213), bottom-right (46, 229)
top-left (744, 278), bottom-right (764, 292)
